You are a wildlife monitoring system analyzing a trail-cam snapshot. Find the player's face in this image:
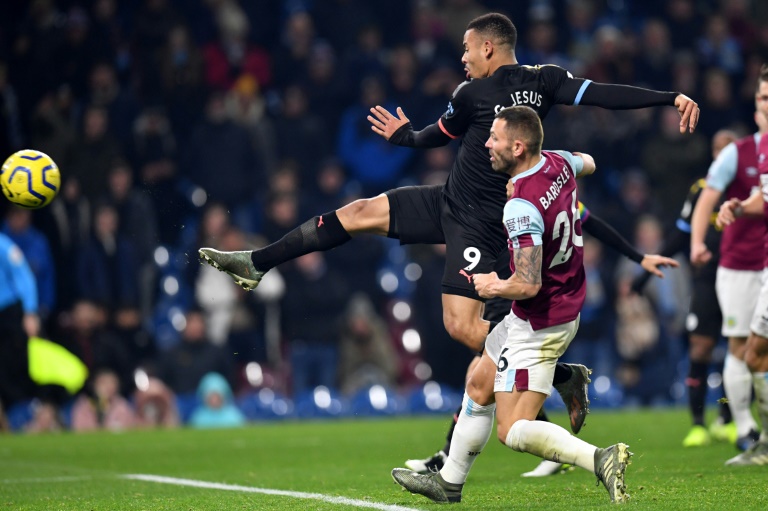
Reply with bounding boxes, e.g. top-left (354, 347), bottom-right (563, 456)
top-left (756, 81), bottom-right (768, 120)
top-left (462, 29), bottom-right (488, 79)
top-left (486, 118), bottom-right (517, 173)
